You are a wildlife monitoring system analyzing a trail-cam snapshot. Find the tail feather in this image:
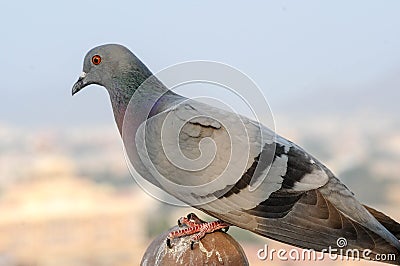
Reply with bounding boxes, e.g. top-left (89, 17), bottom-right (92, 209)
top-left (318, 175), bottom-right (400, 252)
top-left (364, 205), bottom-right (400, 240)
